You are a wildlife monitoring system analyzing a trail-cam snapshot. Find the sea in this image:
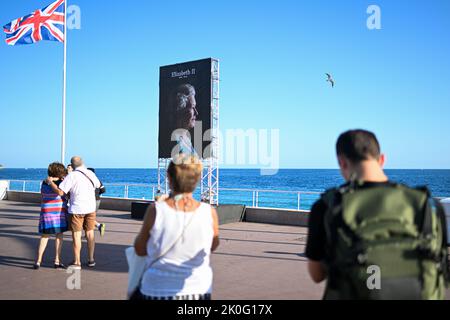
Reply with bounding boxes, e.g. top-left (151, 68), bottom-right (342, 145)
top-left (1, 169), bottom-right (450, 210)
